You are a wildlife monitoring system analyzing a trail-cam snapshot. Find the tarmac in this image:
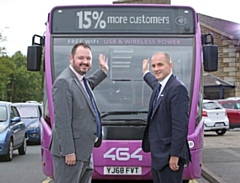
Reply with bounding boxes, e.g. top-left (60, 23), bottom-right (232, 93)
top-left (201, 129), bottom-right (240, 183)
top-left (202, 165), bottom-right (228, 183)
